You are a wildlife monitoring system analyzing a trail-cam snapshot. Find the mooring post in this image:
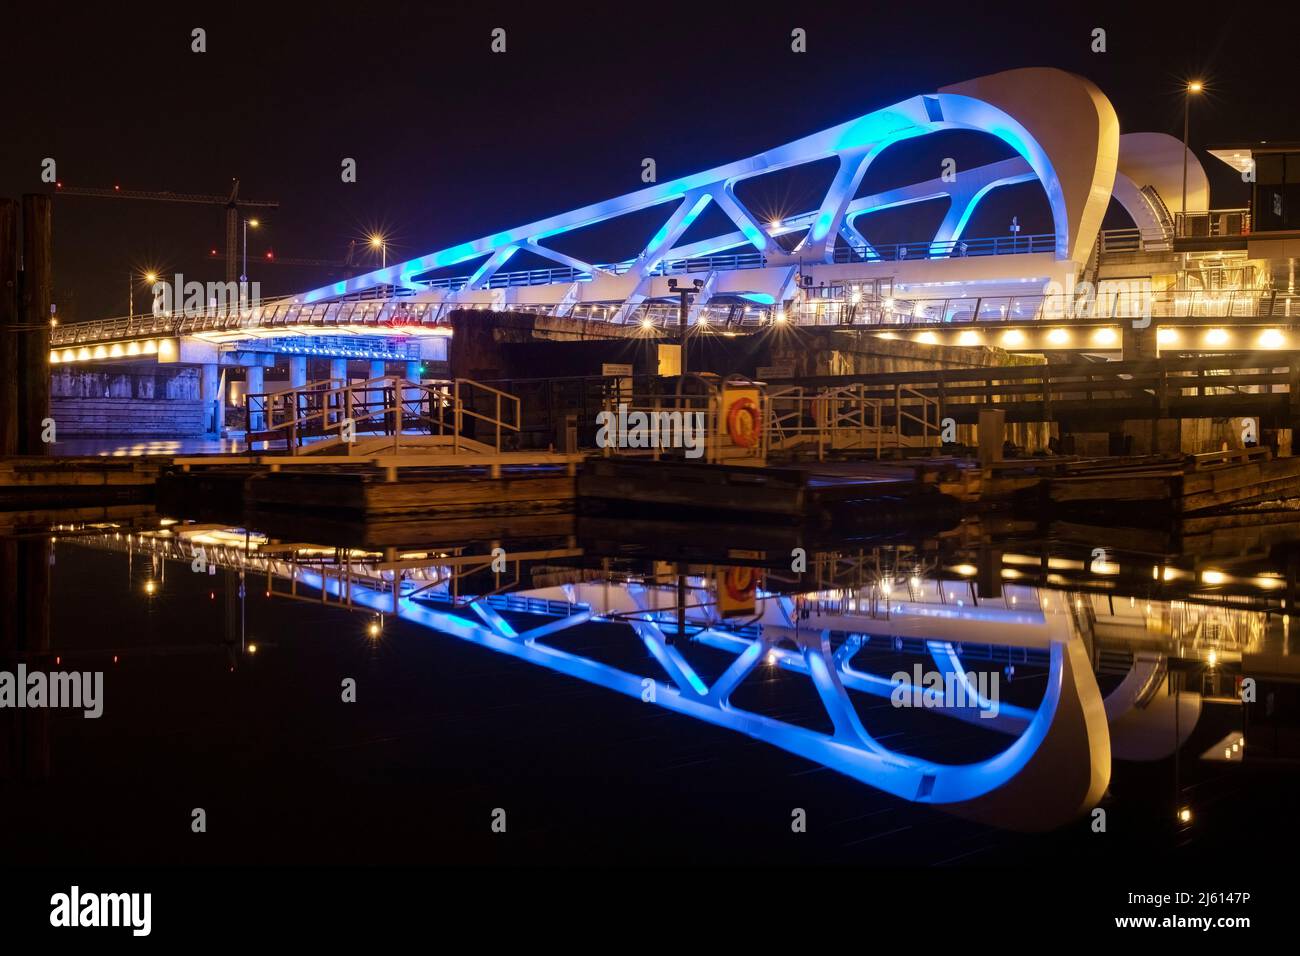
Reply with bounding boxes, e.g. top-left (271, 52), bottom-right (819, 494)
top-left (20, 195), bottom-right (52, 455)
top-left (0, 199), bottom-right (19, 457)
